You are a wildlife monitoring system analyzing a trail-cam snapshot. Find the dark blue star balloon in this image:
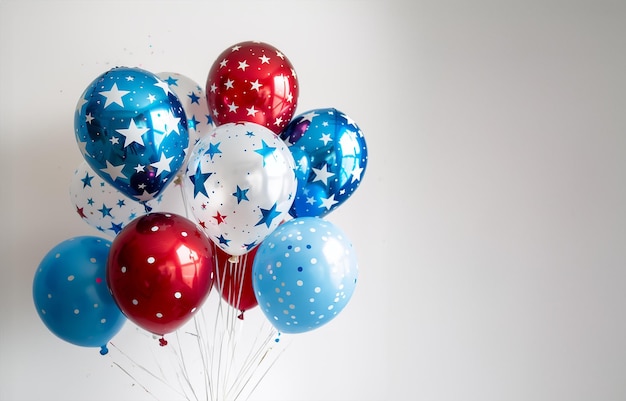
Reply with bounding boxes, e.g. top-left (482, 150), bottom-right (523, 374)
top-left (280, 108), bottom-right (368, 218)
top-left (74, 66), bottom-right (189, 206)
